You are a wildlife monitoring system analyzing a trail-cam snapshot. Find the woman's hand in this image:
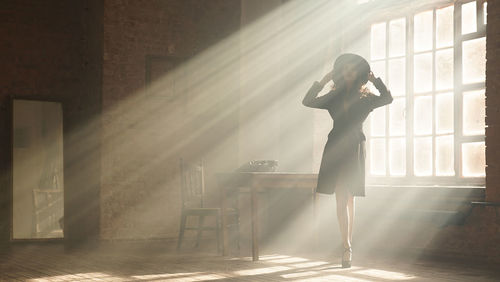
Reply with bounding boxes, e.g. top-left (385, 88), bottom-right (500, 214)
top-left (367, 71), bottom-right (376, 83)
top-left (319, 70), bottom-right (333, 86)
